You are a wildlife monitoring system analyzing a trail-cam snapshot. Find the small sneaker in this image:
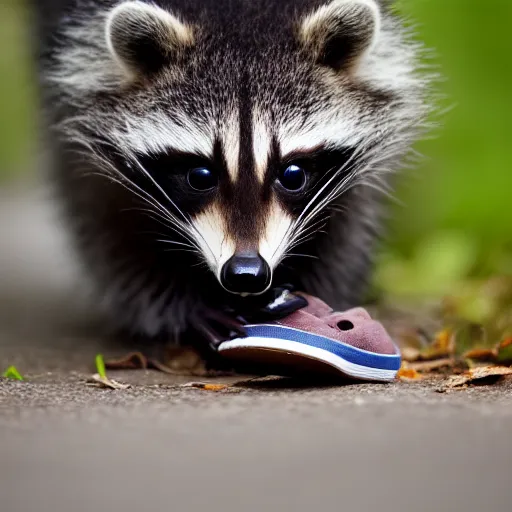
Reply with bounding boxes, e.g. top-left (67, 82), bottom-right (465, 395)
top-left (217, 290), bottom-right (401, 382)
